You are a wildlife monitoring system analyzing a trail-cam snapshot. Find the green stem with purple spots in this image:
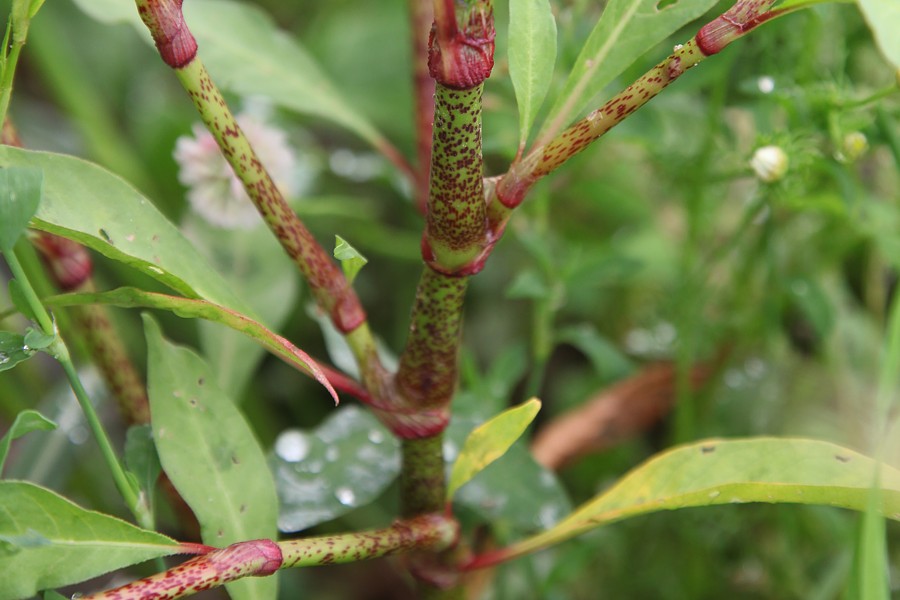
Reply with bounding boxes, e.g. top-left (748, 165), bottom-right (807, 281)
top-left (134, 0), bottom-right (389, 399)
top-left (488, 0), bottom-right (792, 235)
top-left (82, 515), bottom-right (458, 600)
